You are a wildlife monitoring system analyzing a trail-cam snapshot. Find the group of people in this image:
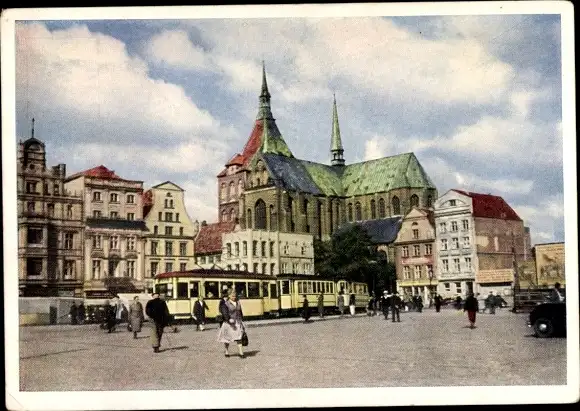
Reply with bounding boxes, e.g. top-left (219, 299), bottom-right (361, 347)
top-left (68, 302), bottom-right (86, 325)
top-left (300, 290), bottom-right (359, 322)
